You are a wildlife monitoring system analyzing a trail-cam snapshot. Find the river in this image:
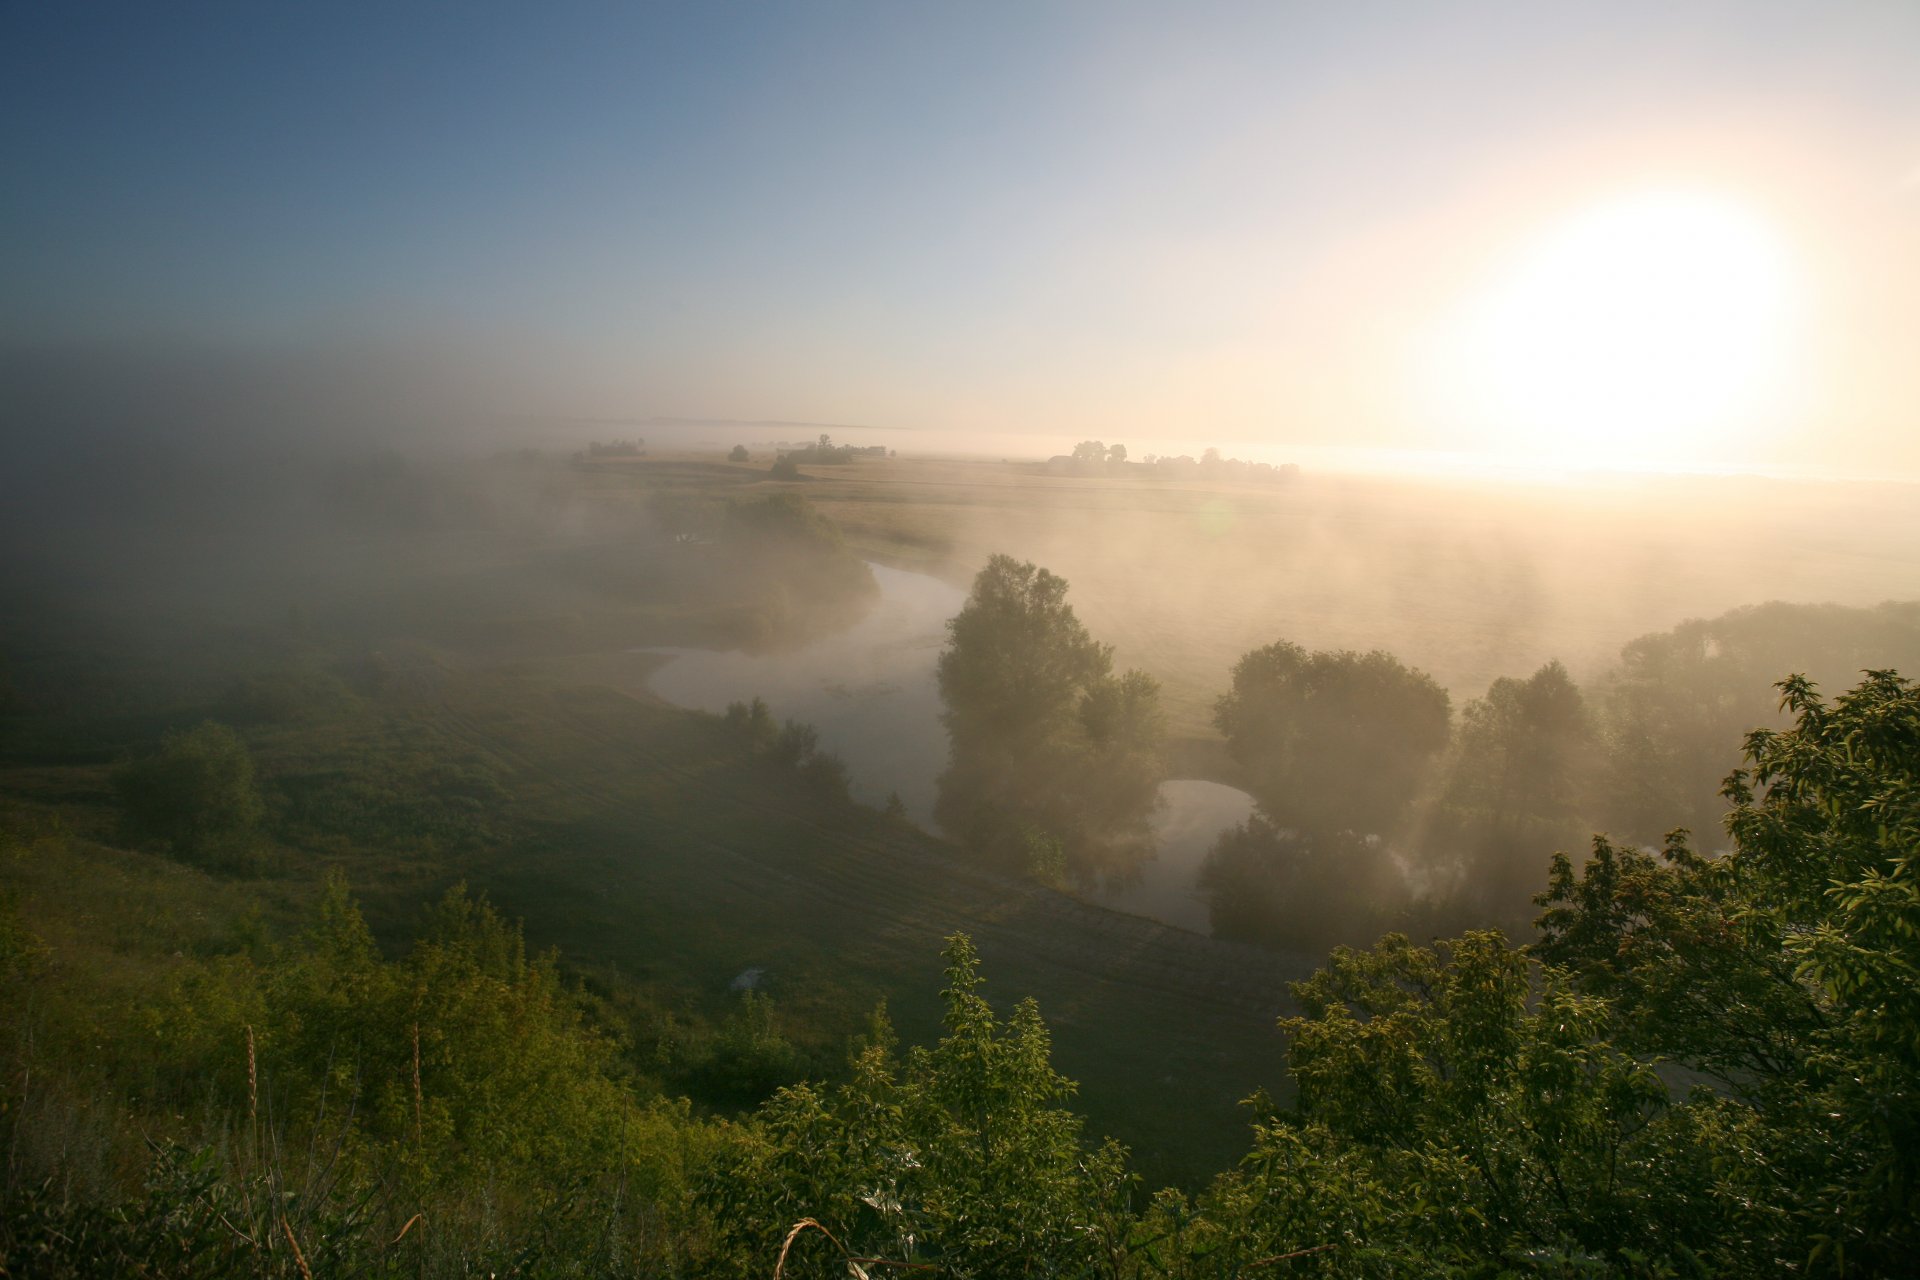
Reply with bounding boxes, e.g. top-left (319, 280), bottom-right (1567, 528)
top-left (640, 561), bottom-right (1257, 934)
